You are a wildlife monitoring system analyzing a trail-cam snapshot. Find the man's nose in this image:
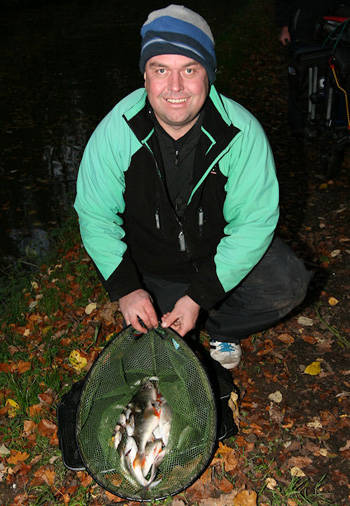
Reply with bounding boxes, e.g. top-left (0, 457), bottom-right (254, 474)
top-left (168, 71), bottom-right (183, 92)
